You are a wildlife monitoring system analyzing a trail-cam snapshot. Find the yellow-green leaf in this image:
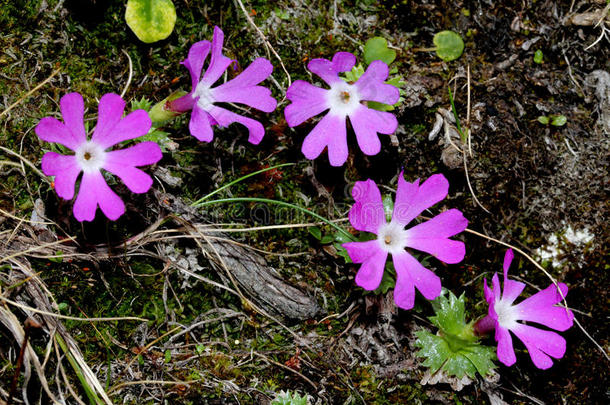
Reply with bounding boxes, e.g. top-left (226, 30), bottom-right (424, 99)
top-left (125, 0), bottom-right (176, 43)
top-left (433, 31), bottom-right (464, 62)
